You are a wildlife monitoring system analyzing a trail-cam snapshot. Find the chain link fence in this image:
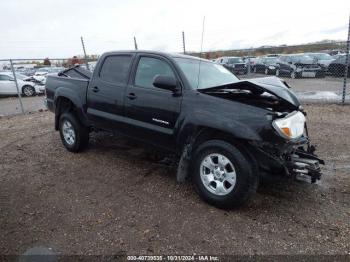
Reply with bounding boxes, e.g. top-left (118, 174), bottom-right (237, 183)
top-left (0, 58), bottom-right (98, 117)
top-left (0, 28), bottom-right (349, 117)
top-left (202, 40), bottom-right (350, 104)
